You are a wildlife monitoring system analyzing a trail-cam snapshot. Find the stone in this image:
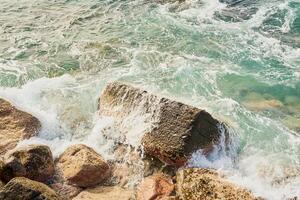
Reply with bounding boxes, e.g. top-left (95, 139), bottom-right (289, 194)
top-left (243, 99), bottom-right (283, 111)
top-left (99, 82), bottom-right (227, 166)
top-left (73, 186), bottom-right (134, 200)
top-left (0, 177), bottom-right (61, 200)
top-left (136, 173), bottom-right (174, 200)
top-left (1, 144), bottom-right (55, 183)
top-left (176, 168), bottom-right (258, 200)
top-left (50, 182), bottom-right (82, 199)
top-left (0, 98), bottom-right (41, 155)
top-left (56, 144), bottom-right (111, 187)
